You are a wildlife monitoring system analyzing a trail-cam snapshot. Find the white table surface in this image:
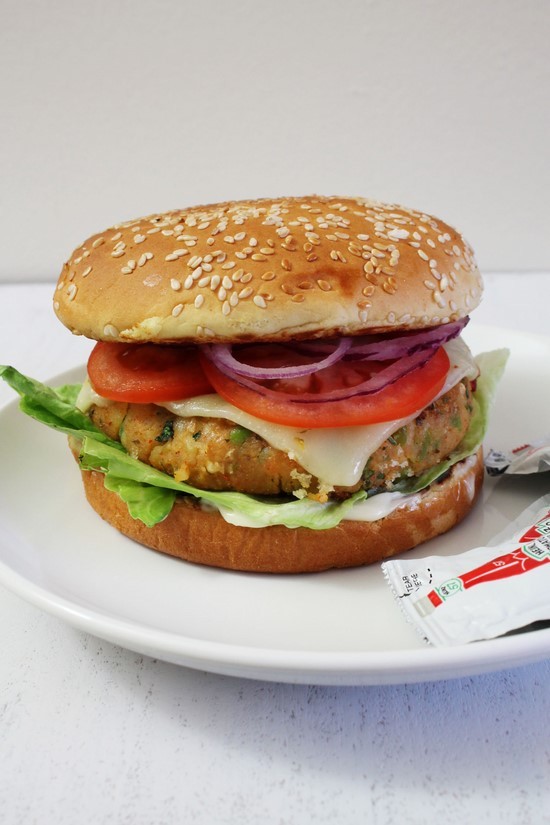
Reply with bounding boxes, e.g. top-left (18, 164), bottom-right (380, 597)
top-left (1, 274), bottom-right (550, 825)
